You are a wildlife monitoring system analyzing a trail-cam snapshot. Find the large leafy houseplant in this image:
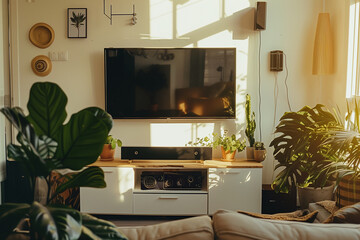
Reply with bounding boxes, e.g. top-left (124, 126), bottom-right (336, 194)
top-left (0, 82), bottom-right (126, 239)
top-left (270, 104), bottom-right (342, 193)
